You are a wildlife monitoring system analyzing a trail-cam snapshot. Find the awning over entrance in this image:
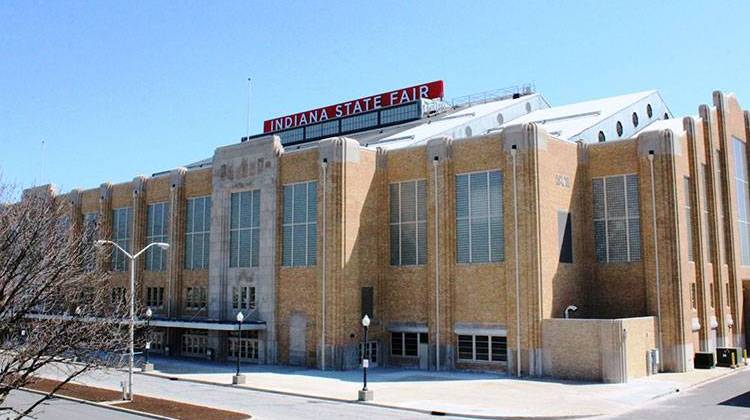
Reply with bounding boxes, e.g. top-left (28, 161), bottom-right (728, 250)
top-left (150, 318), bottom-right (266, 331)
